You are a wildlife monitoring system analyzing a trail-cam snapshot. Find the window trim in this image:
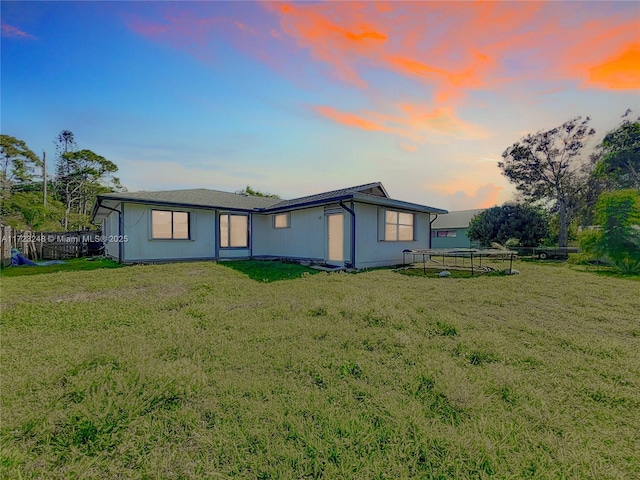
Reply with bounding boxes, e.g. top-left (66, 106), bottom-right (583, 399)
top-left (383, 209), bottom-right (415, 242)
top-left (273, 213), bottom-right (291, 229)
top-left (219, 213), bottom-right (249, 248)
top-left (433, 229), bottom-right (457, 238)
top-left (151, 209), bottom-right (190, 240)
